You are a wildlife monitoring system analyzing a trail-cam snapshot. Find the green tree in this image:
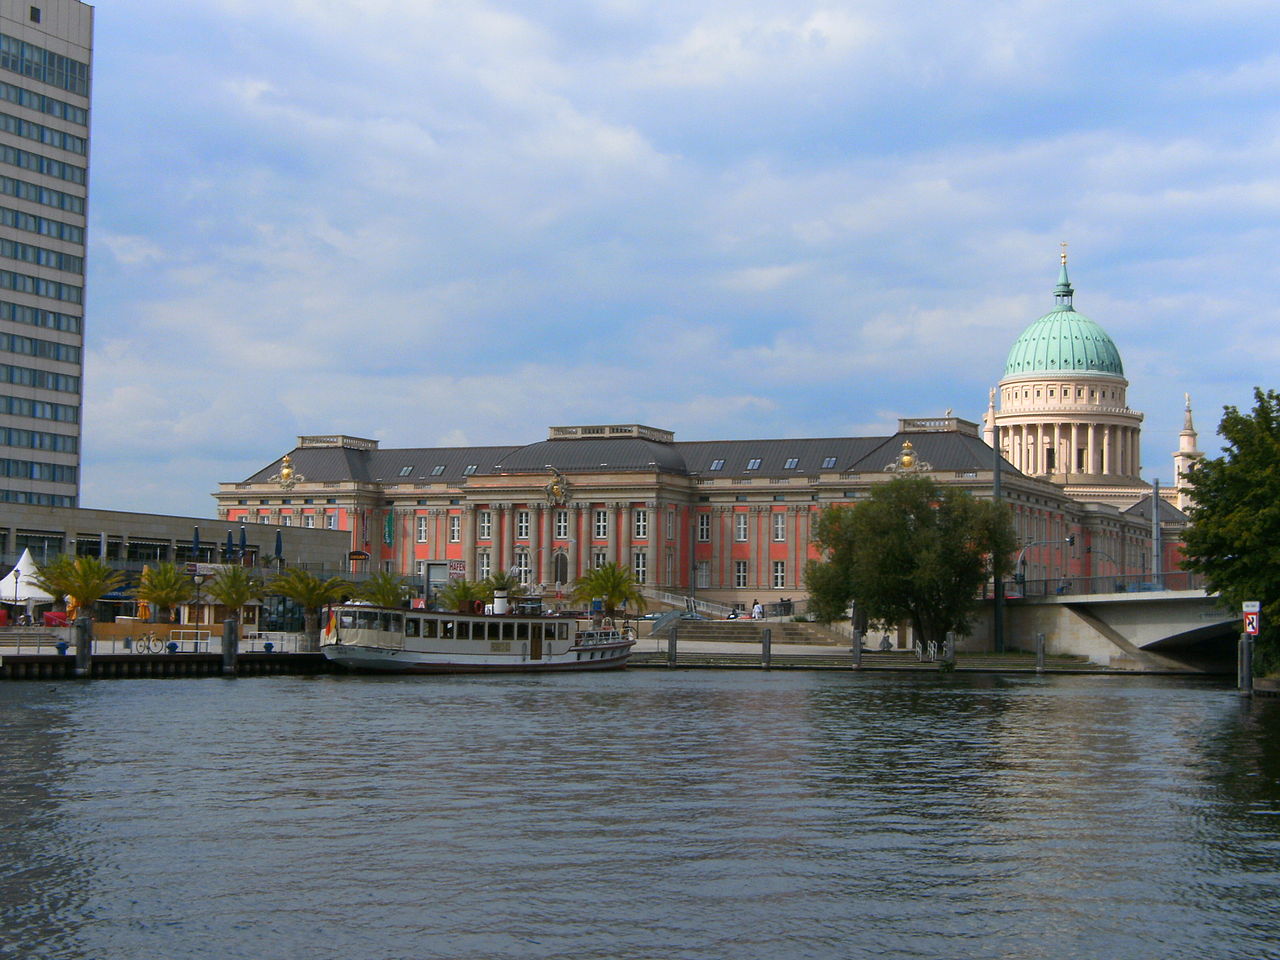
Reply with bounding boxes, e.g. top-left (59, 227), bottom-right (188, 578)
top-left (571, 562), bottom-right (646, 619)
top-left (436, 578), bottom-right (487, 613)
top-left (205, 565), bottom-right (265, 623)
top-left (356, 571), bottom-right (412, 608)
top-left (25, 553), bottom-right (74, 613)
top-left (804, 475), bottom-right (1016, 647)
top-left (1182, 387), bottom-right (1280, 674)
top-left (482, 568), bottom-right (527, 602)
top-left (30, 555), bottom-right (124, 620)
top-left (134, 561), bottom-right (194, 622)
top-left (269, 569), bottom-right (352, 650)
